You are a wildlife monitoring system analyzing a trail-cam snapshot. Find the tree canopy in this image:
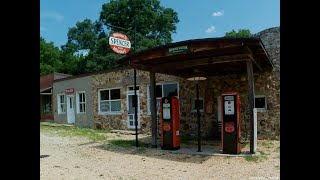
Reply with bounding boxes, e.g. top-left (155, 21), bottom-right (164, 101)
top-left (225, 29), bottom-right (252, 38)
top-left (40, 0), bottom-right (179, 76)
top-left (100, 0), bottom-right (179, 50)
top-left (40, 37), bottom-right (62, 75)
